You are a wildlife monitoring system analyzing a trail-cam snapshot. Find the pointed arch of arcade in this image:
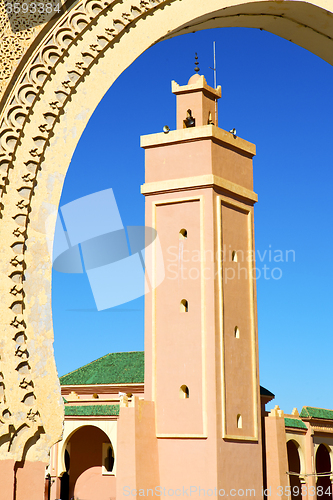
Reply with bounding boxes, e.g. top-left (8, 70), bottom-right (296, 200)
top-left (0, 0), bottom-right (333, 461)
top-left (287, 439), bottom-right (304, 500)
